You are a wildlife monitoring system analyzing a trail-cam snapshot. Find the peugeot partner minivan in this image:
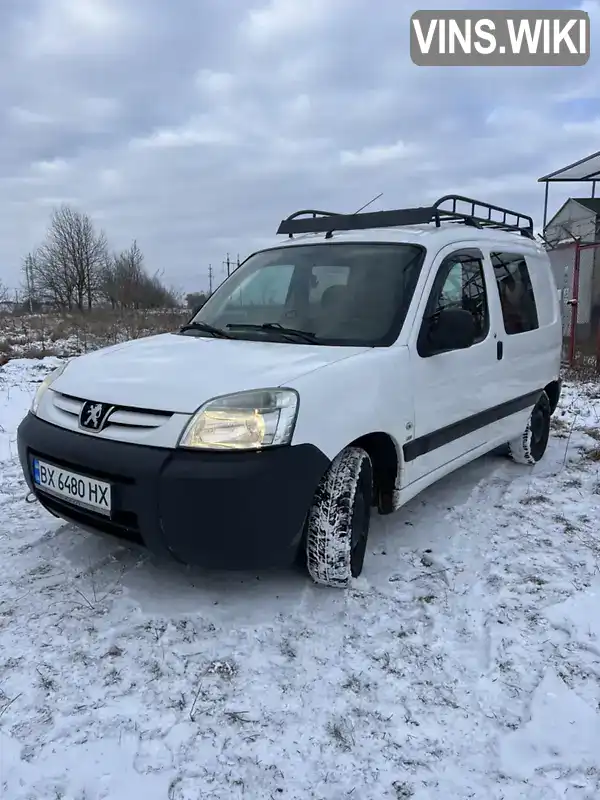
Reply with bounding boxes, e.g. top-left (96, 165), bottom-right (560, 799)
top-left (17, 195), bottom-right (563, 588)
